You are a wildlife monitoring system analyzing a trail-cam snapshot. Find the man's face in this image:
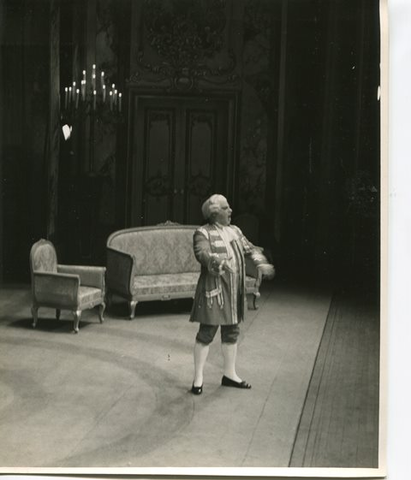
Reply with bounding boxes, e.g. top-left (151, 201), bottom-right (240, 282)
top-left (215, 197), bottom-right (232, 226)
